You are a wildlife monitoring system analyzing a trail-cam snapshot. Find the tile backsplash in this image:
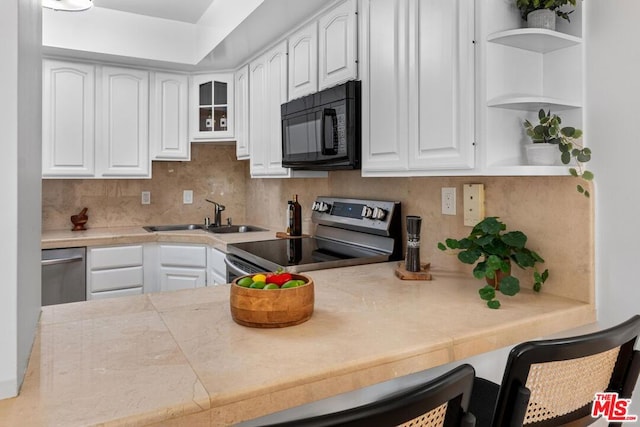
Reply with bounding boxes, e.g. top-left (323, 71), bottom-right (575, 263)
top-left (42, 144), bottom-right (249, 230)
top-left (43, 144), bottom-right (594, 303)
